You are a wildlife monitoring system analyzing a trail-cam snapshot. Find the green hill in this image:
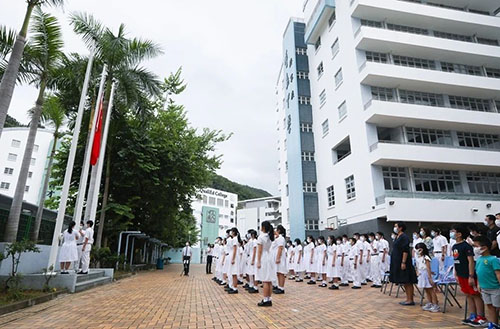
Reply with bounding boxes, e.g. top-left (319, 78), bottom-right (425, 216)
top-left (208, 174), bottom-right (272, 201)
